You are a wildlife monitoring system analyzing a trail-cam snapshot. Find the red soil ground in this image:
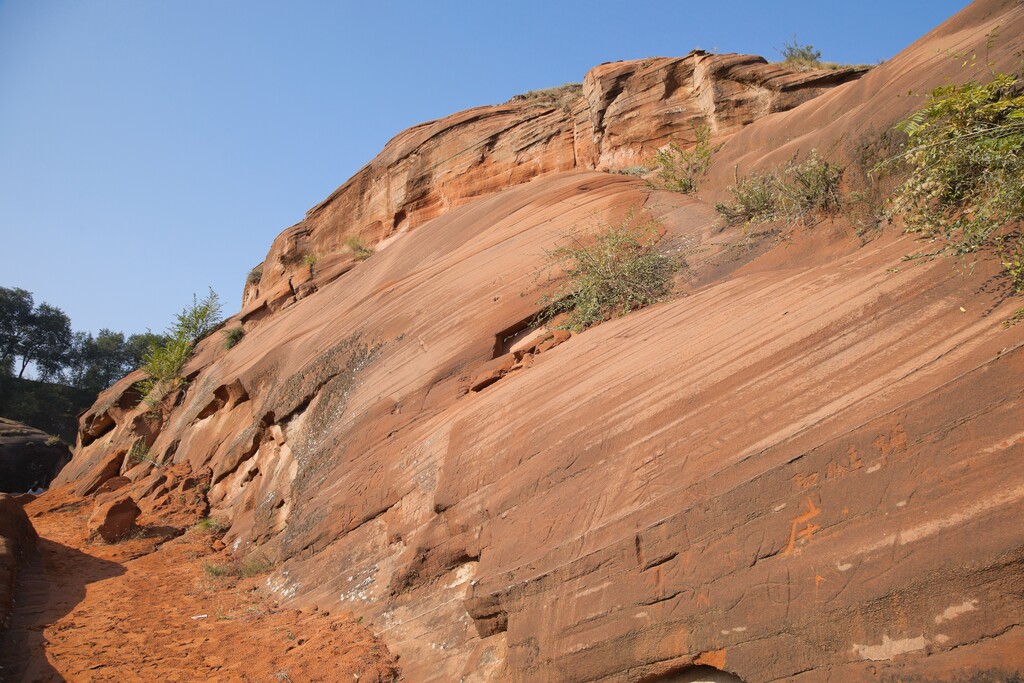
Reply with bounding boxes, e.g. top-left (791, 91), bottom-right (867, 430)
top-left (0, 487), bottom-right (400, 682)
